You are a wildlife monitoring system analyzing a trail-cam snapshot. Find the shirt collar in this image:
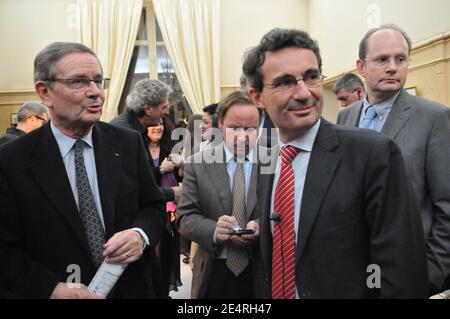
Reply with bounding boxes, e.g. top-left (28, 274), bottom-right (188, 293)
top-left (362, 91), bottom-right (401, 117)
top-left (223, 144), bottom-right (254, 164)
top-left (278, 118), bottom-right (320, 152)
top-left (50, 122), bottom-right (94, 158)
